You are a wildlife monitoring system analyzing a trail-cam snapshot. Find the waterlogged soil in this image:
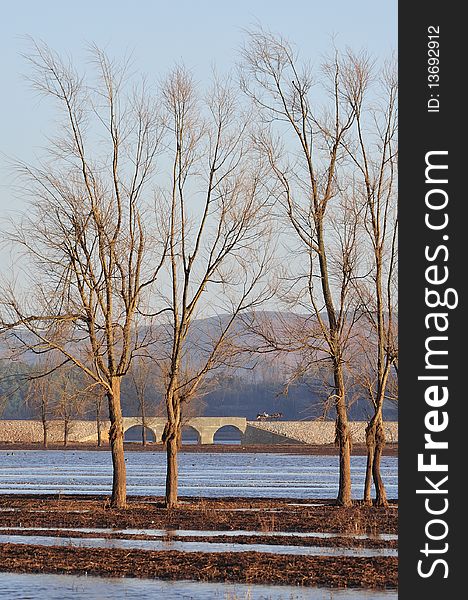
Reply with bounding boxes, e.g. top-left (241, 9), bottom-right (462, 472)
top-left (0, 528), bottom-right (397, 549)
top-left (0, 545), bottom-right (397, 588)
top-left (0, 495), bottom-right (397, 588)
top-left (0, 442), bottom-right (398, 456)
top-left (0, 495), bottom-right (397, 534)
